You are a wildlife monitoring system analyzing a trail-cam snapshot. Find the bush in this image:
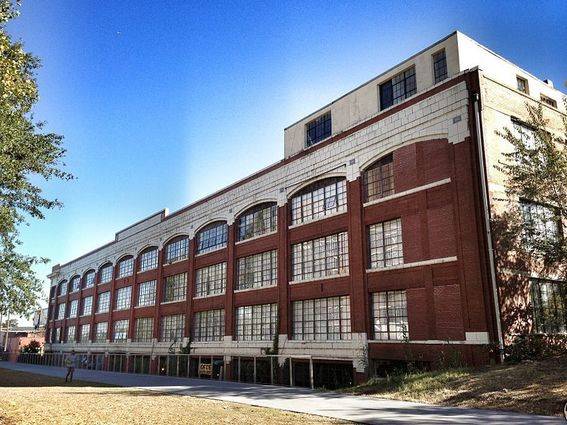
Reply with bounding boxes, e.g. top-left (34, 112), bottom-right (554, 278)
top-left (504, 334), bottom-right (567, 363)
